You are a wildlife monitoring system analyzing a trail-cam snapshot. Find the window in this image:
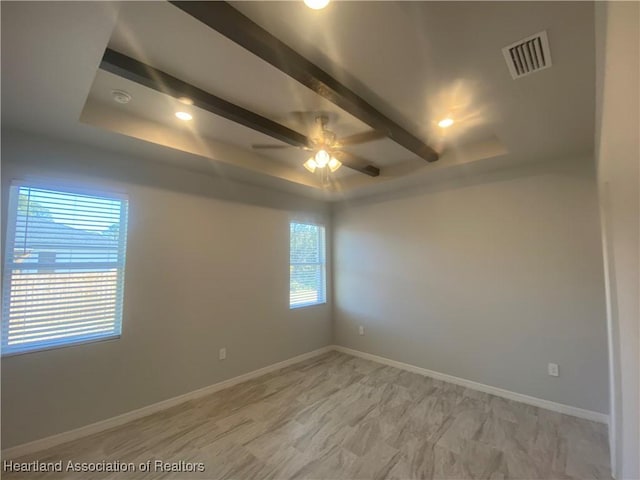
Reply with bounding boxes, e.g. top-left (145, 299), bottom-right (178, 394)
top-left (290, 222), bottom-right (326, 308)
top-left (2, 183), bottom-right (129, 355)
